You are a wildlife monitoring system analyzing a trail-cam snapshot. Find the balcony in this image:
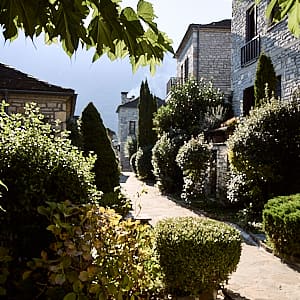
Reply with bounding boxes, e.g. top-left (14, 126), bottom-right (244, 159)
top-left (166, 77), bottom-right (185, 96)
top-left (241, 35), bottom-right (260, 67)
